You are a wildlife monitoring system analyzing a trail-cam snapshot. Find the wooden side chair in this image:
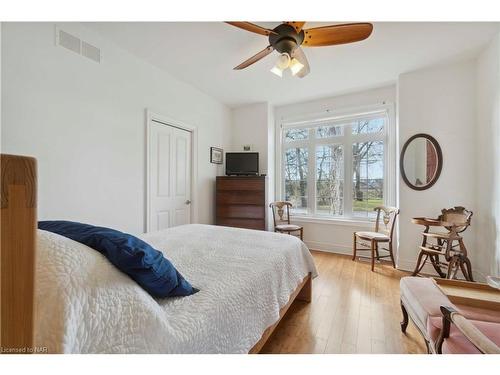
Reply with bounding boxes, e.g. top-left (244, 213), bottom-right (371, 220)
top-left (352, 206), bottom-right (400, 271)
top-left (412, 206), bottom-right (474, 281)
top-left (269, 201), bottom-right (303, 240)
